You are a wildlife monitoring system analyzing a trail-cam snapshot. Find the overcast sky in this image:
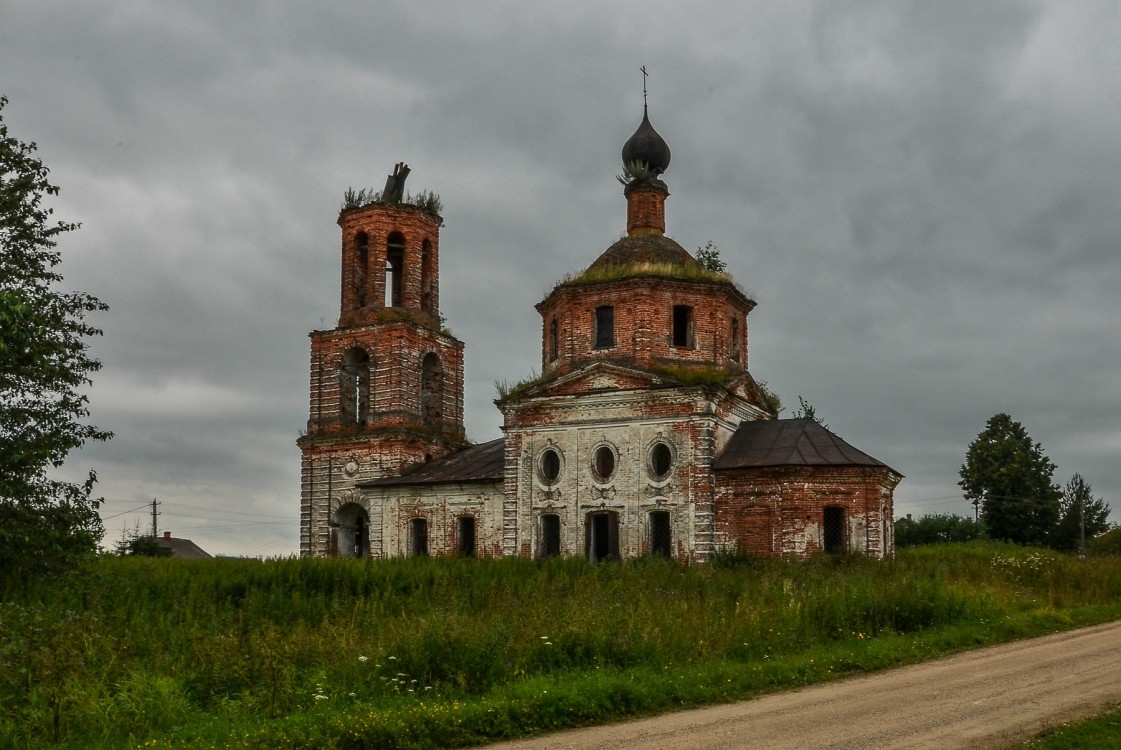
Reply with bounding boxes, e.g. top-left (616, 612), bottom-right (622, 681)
top-left (4, 1), bottom-right (1118, 557)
